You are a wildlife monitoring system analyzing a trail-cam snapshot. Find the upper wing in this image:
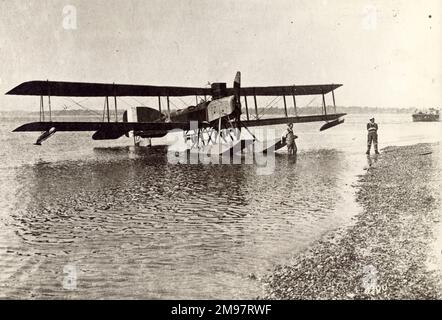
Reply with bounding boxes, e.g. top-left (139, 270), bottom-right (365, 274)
top-left (229, 84), bottom-right (342, 96)
top-left (6, 81), bottom-right (342, 97)
top-left (6, 81), bottom-right (212, 97)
